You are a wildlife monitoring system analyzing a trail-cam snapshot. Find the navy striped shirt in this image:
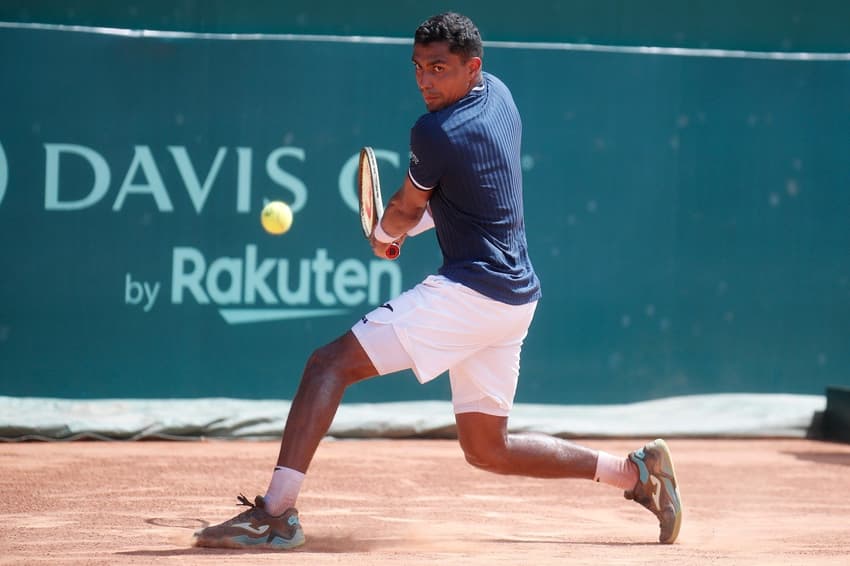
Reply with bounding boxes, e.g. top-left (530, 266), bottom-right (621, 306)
top-left (408, 72), bottom-right (541, 305)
